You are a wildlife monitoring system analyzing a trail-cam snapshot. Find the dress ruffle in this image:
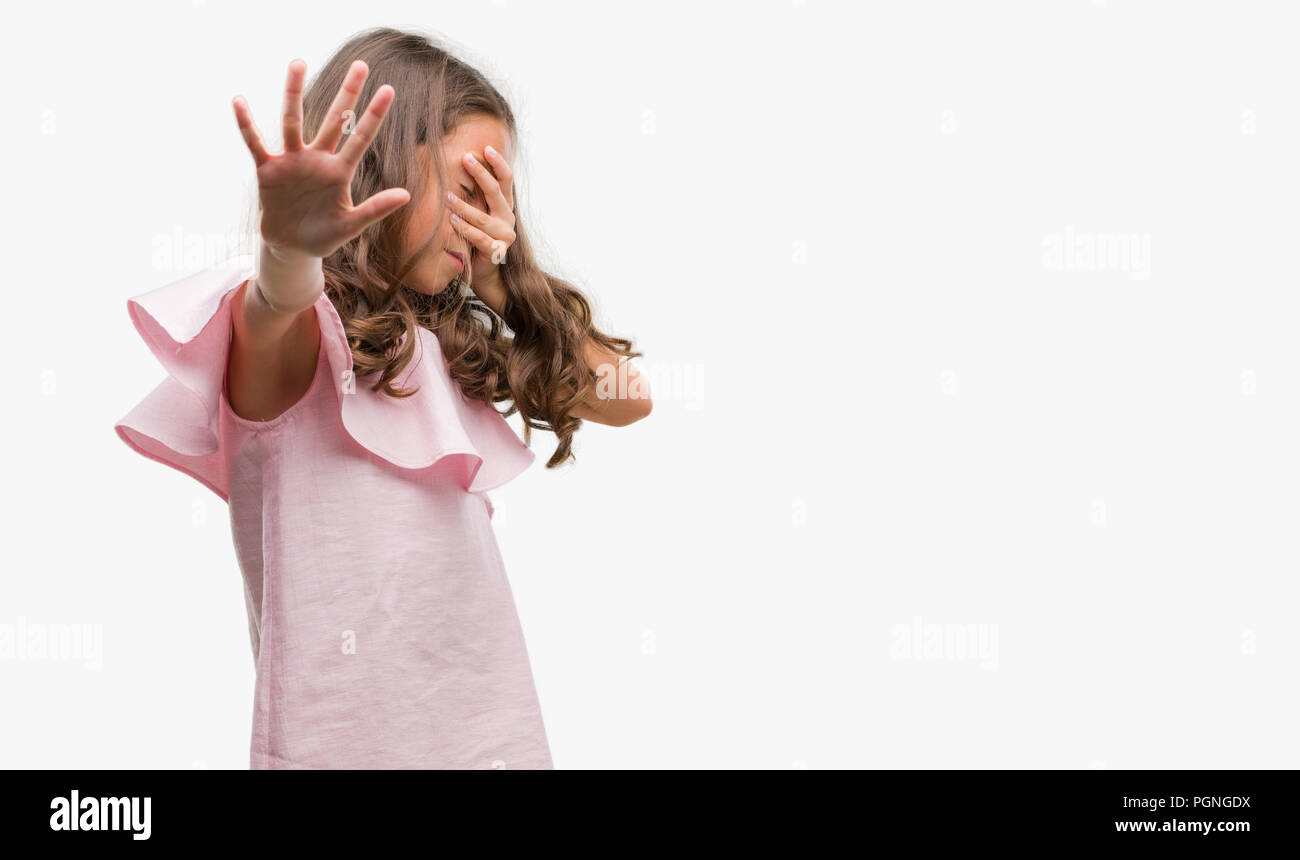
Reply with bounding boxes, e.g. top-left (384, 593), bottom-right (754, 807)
top-left (115, 254), bottom-right (535, 502)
